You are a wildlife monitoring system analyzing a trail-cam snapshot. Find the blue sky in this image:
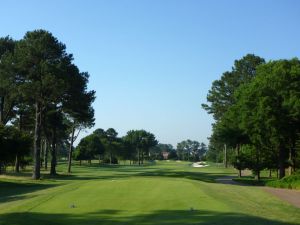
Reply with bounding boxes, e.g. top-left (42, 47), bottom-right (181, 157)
top-left (1, 0), bottom-right (300, 146)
